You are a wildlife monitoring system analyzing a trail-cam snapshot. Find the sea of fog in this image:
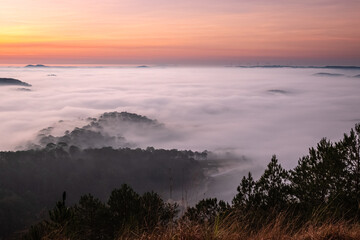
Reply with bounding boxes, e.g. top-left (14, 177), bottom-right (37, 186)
top-left (1, 66), bottom-right (360, 200)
